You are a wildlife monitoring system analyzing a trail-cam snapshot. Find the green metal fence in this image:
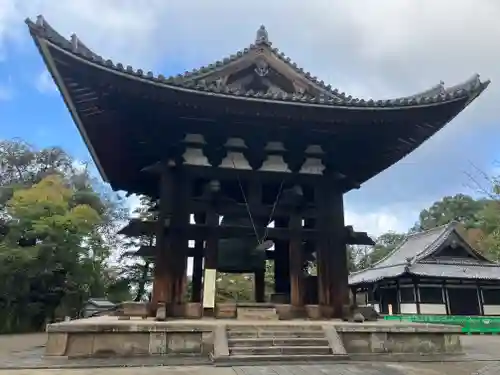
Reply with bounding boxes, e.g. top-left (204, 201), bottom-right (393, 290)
top-left (384, 315), bottom-right (500, 334)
